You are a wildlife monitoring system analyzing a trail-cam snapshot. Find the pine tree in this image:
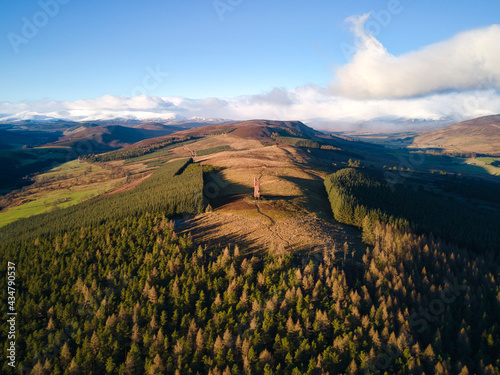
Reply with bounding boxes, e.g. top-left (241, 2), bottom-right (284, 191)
top-left (124, 344), bottom-right (141, 375)
top-left (105, 357), bottom-right (115, 374)
top-left (90, 331), bottom-right (100, 355)
top-left (148, 286), bottom-right (158, 305)
top-left (196, 329), bottom-right (204, 352)
top-left (30, 360), bottom-right (44, 375)
top-left (60, 342), bottom-right (72, 368)
top-left (149, 354), bottom-right (165, 375)
top-left (68, 358), bottom-right (78, 375)
top-left (132, 323), bottom-right (142, 343)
